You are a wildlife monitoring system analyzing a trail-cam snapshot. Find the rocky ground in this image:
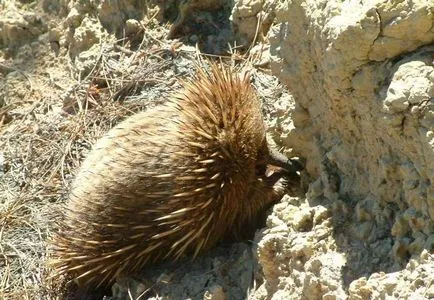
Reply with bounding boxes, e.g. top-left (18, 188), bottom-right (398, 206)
top-left (0, 0), bottom-right (433, 299)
